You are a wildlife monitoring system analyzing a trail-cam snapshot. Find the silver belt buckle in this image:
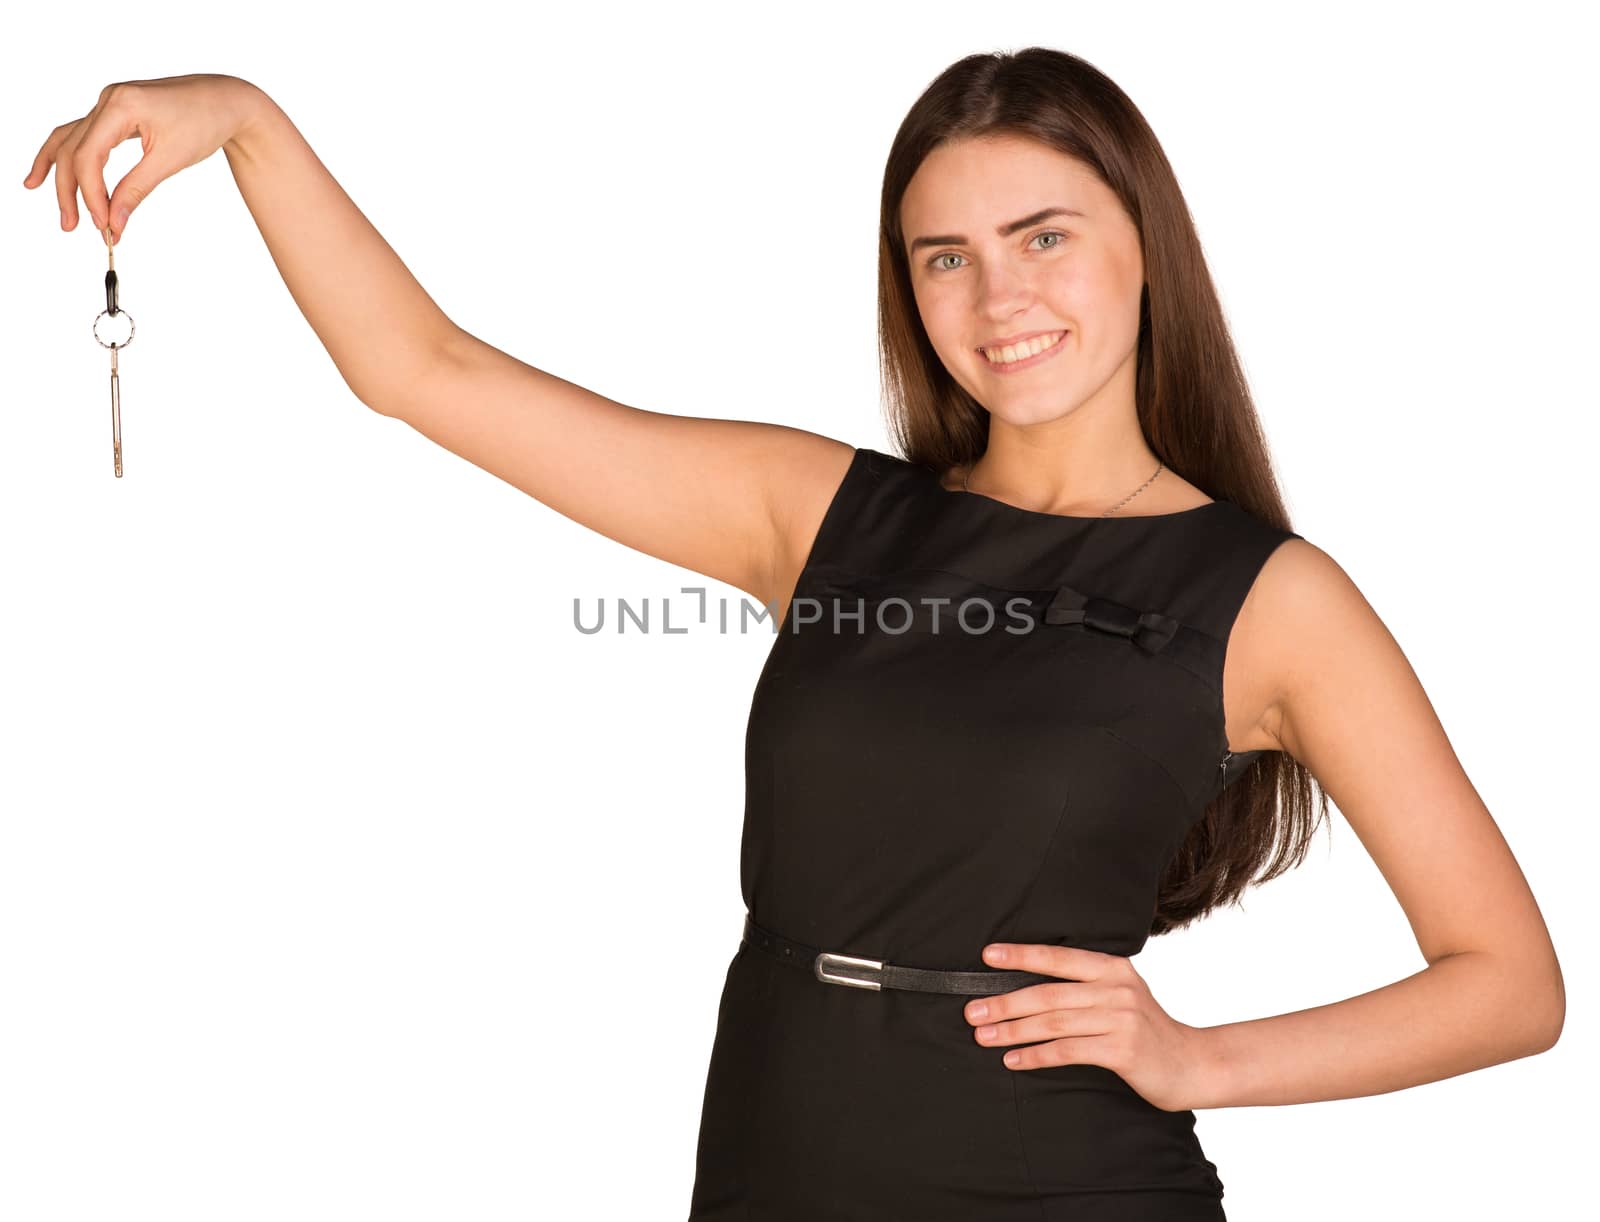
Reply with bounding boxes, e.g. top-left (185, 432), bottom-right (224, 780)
top-left (815, 950), bottom-right (885, 990)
